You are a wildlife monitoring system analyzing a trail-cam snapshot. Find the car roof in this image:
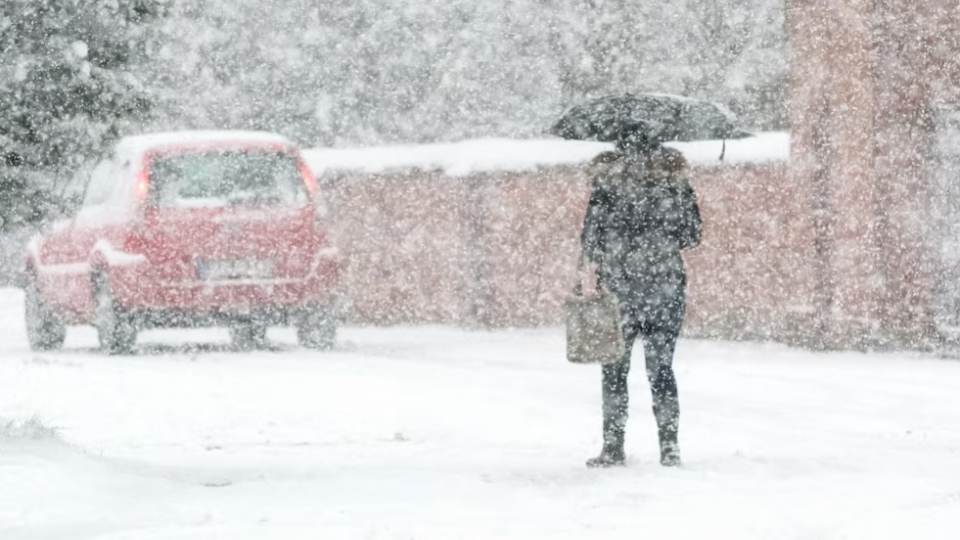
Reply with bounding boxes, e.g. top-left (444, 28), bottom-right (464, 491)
top-left (115, 130), bottom-right (297, 162)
